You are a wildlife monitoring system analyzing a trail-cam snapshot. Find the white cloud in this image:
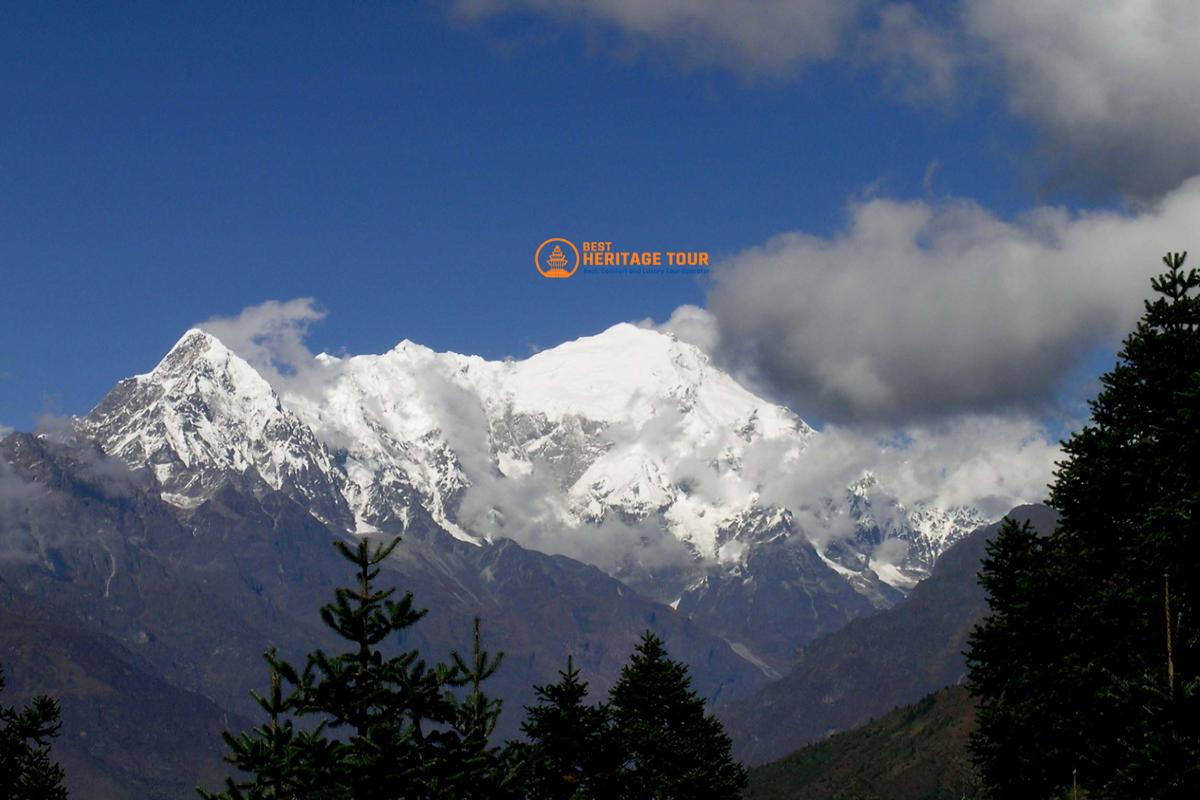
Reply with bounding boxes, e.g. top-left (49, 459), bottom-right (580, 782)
top-left (35, 412), bottom-right (81, 443)
top-left (456, 457), bottom-right (696, 574)
top-left (0, 424), bottom-right (12, 438)
top-left (964, 0), bottom-right (1200, 196)
top-left (454, 1), bottom-right (1200, 195)
top-left (642, 304), bottom-right (720, 354)
top-left (451, 0), bottom-right (864, 74)
top-left (197, 298), bottom-right (329, 392)
top-left (456, 401), bottom-right (1059, 563)
top-left (699, 176), bottom-right (1200, 423)
top-left (799, 414), bottom-right (1059, 518)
